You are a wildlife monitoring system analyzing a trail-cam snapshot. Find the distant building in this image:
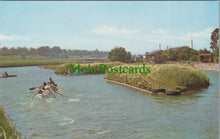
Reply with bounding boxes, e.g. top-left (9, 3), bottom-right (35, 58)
top-left (199, 53), bottom-right (212, 63)
top-left (145, 50), bottom-right (163, 57)
top-left (132, 55), bottom-right (143, 61)
top-left (144, 50), bottom-right (163, 63)
top-left (169, 46), bottom-right (186, 51)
